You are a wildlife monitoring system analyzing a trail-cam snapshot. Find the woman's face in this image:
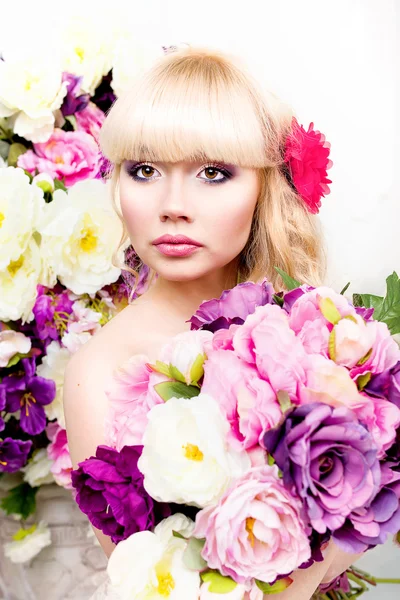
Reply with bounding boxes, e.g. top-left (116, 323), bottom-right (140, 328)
top-left (119, 159), bottom-right (260, 282)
